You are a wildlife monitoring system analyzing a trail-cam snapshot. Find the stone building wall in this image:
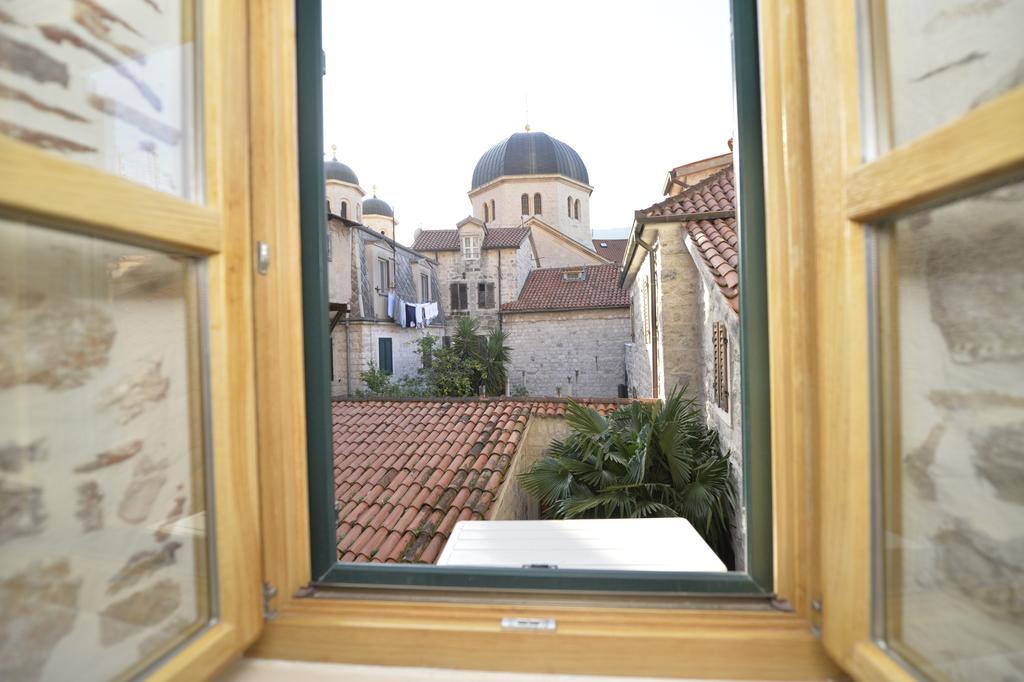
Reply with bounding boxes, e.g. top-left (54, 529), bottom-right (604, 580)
top-left (490, 416), bottom-right (572, 520)
top-left (504, 308), bottom-right (631, 398)
top-left (430, 242), bottom-right (529, 334)
top-left (331, 323), bottom-right (442, 396)
top-left (656, 226), bottom-right (705, 403)
top-left (469, 176), bottom-right (591, 245)
top-left (625, 250), bottom-right (653, 398)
